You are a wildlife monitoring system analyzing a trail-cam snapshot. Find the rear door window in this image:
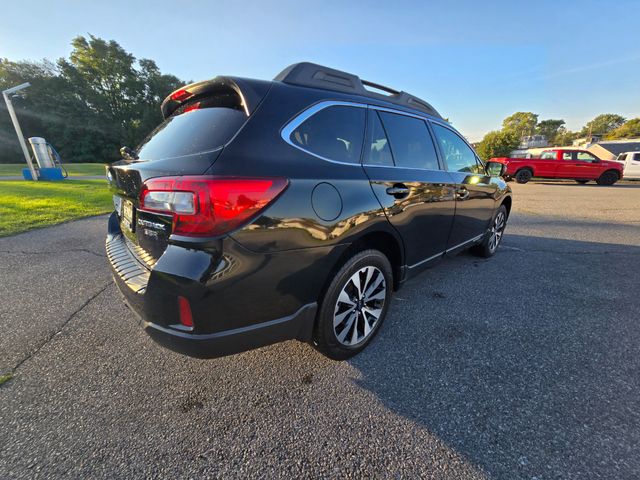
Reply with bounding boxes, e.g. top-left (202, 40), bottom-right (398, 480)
top-left (290, 105), bottom-right (365, 164)
top-left (540, 151), bottom-right (557, 160)
top-left (378, 111), bottom-right (440, 170)
top-left (364, 110), bottom-right (394, 167)
top-left (137, 93), bottom-right (247, 160)
top-left (431, 123), bottom-right (482, 173)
